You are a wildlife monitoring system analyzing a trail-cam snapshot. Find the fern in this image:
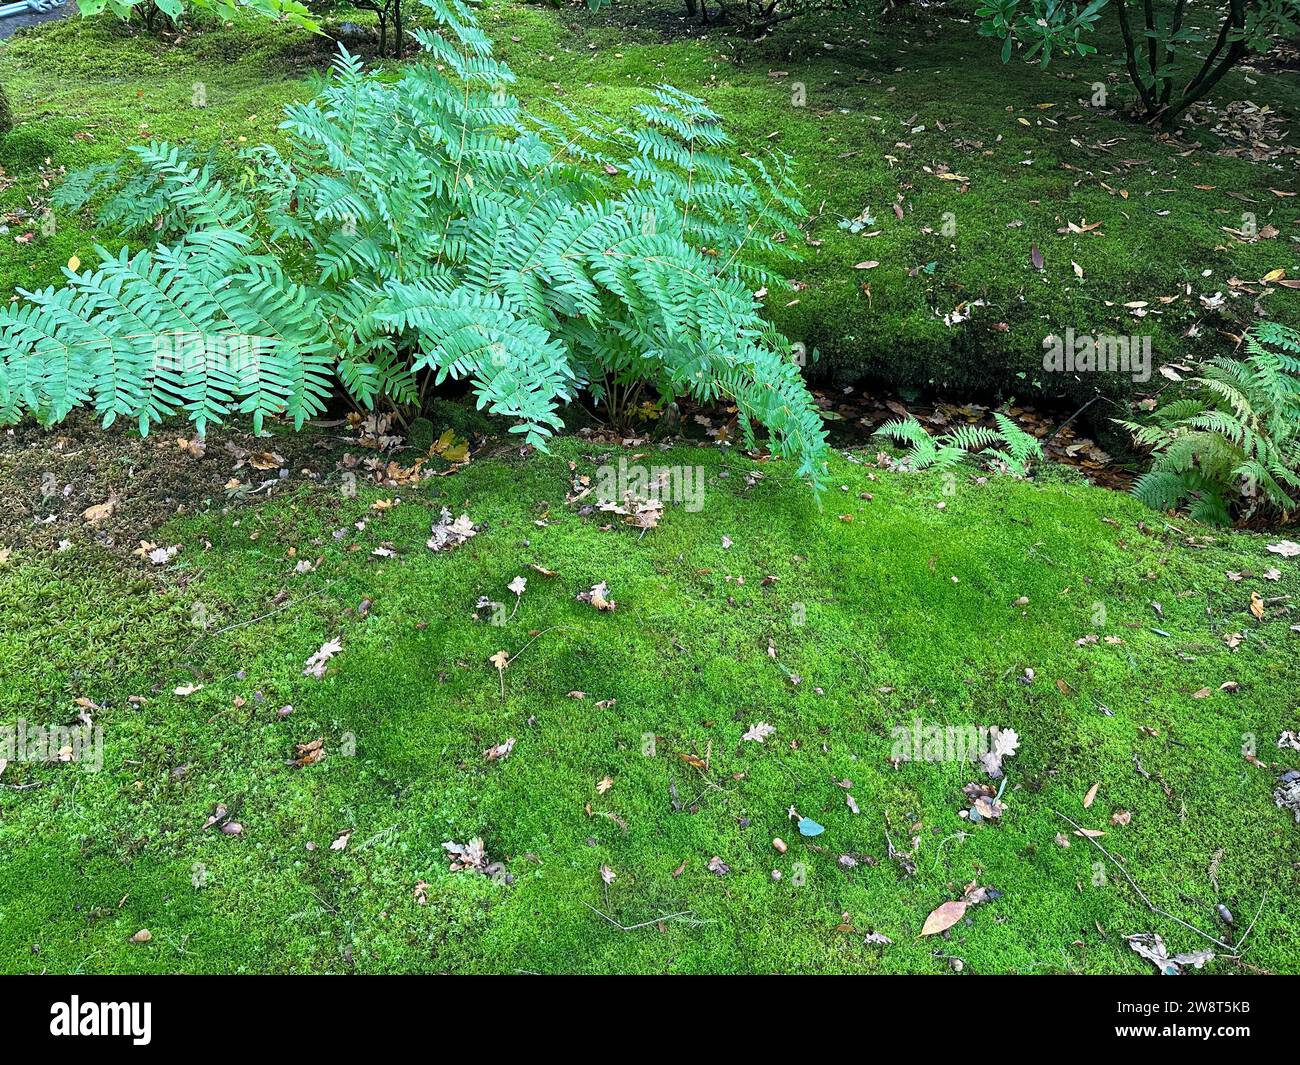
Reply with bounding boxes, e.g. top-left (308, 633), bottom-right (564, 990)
top-left (1, 0), bottom-right (827, 488)
top-left (874, 410), bottom-right (1043, 476)
top-left (1118, 324), bottom-right (1300, 525)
